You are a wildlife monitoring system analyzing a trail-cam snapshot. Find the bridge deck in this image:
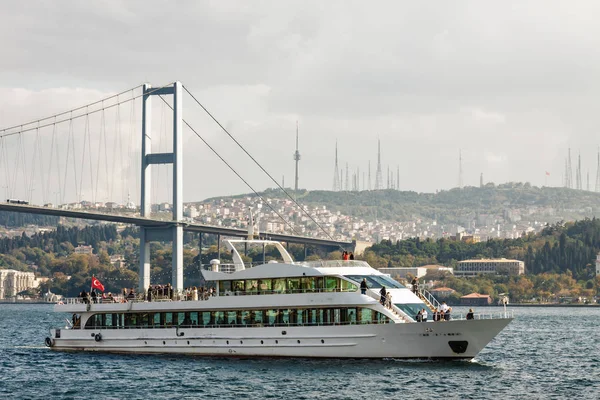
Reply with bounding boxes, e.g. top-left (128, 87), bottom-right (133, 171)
top-left (0, 203), bottom-right (353, 248)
